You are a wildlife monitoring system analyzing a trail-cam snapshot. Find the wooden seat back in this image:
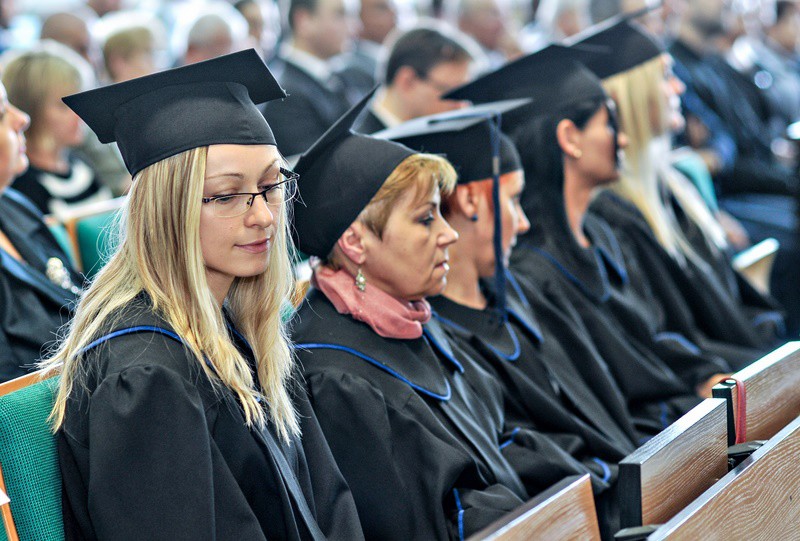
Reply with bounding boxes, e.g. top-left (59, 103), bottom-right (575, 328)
top-left (618, 399), bottom-right (728, 528)
top-left (468, 475), bottom-right (600, 540)
top-left (713, 342), bottom-right (800, 446)
top-left (647, 415), bottom-right (800, 540)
